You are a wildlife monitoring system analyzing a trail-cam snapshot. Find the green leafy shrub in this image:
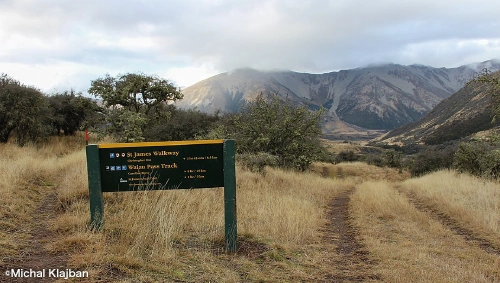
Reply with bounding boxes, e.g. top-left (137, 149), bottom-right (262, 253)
top-left (453, 136), bottom-right (500, 179)
top-left (238, 152), bottom-right (280, 173)
top-left (335, 150), bottom-right (359, 163)
top-left (405, 146), bottom-right (455, 176)
top-left (232, 93), bottom-right (325, 171)
top-left (144, 106), bottom-right (220, 141)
